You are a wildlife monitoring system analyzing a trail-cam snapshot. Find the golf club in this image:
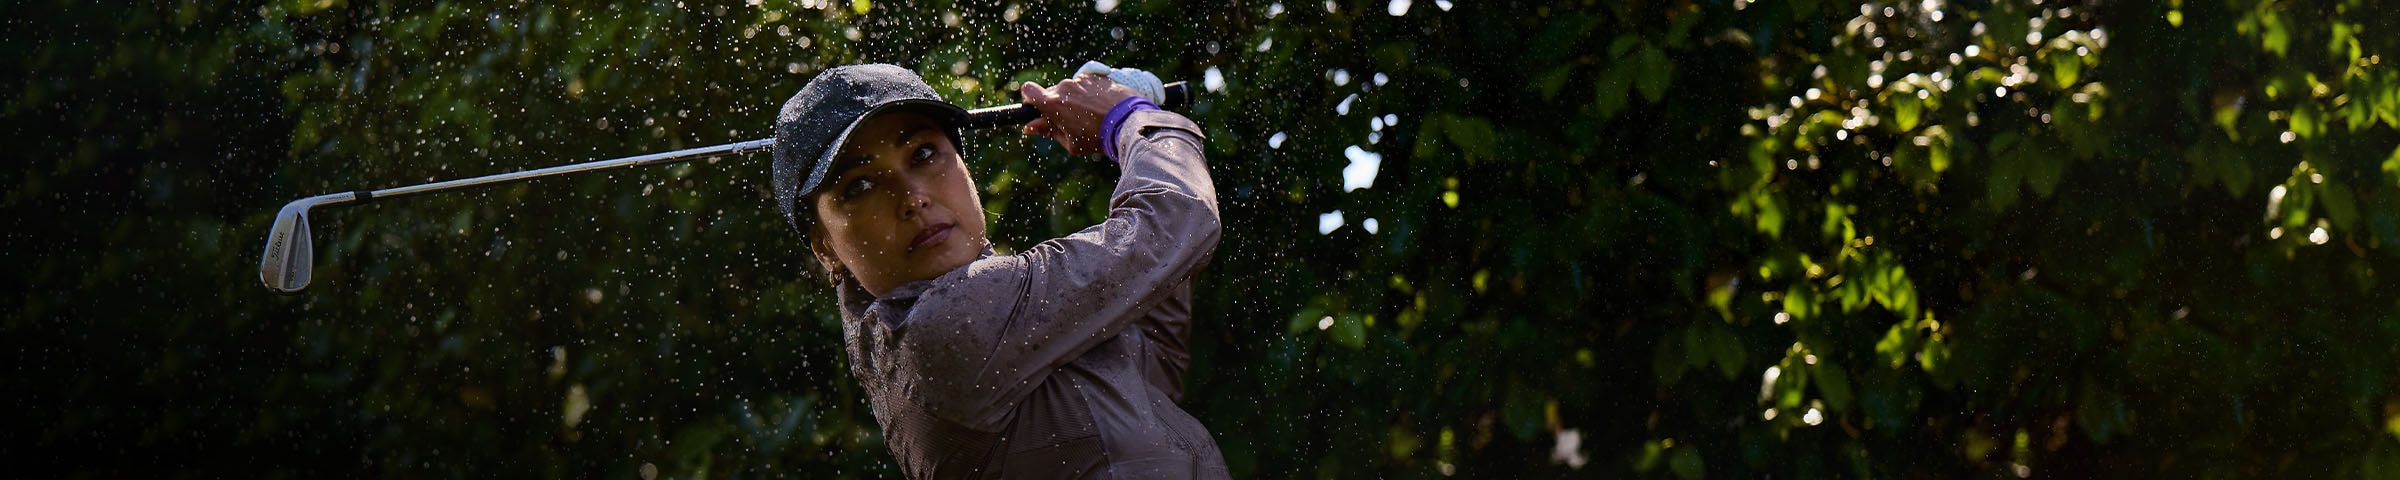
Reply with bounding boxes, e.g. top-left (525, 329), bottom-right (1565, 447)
top-left (262, 81), bottom-right (1191, 293)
